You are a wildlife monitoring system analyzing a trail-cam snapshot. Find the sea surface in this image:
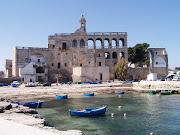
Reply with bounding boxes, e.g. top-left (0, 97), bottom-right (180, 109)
top-left (32, 93), bottom-right (180, 135)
